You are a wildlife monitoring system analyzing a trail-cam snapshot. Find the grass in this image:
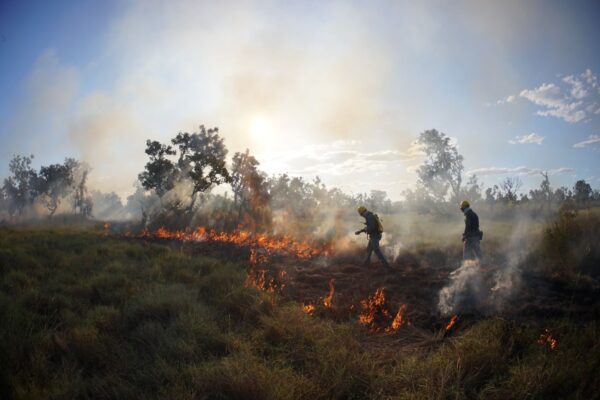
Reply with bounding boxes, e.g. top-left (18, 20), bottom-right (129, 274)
top-left (1, 224), bottom-right (599, 399)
